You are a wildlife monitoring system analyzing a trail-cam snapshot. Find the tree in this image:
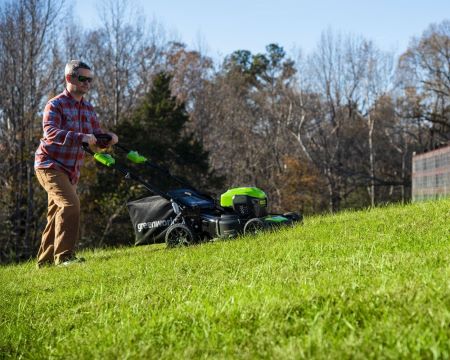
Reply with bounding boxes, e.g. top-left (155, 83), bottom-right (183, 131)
top-left (398, 20), bottom-right (450, 147)
top-left (288, 31), bottom-right (400, 210)
top-left (0, 0), bottom-right (64, 261)
top-left (358, 41), bottom-right (395, 206)
top-left (162, 41), bottom-right (215, 144)
top-left (85, 0), bottom-right (148, 128)
top-left (196, 44), bottom-right (300, 211)
top-left (294, 30), bottom-right (365, 212)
